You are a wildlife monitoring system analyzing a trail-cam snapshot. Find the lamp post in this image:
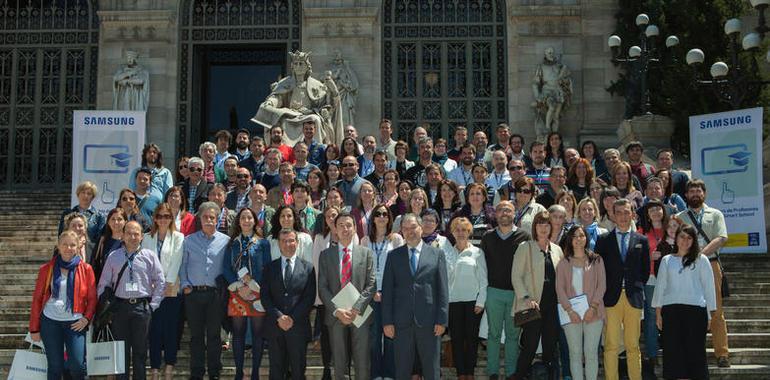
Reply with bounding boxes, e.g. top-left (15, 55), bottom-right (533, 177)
top-left (608, 13), bottom-right (678, 118)
top-left (686, 18), bottom-right (770, 109)
top-left (750, 0), bottom-right (770, 39)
